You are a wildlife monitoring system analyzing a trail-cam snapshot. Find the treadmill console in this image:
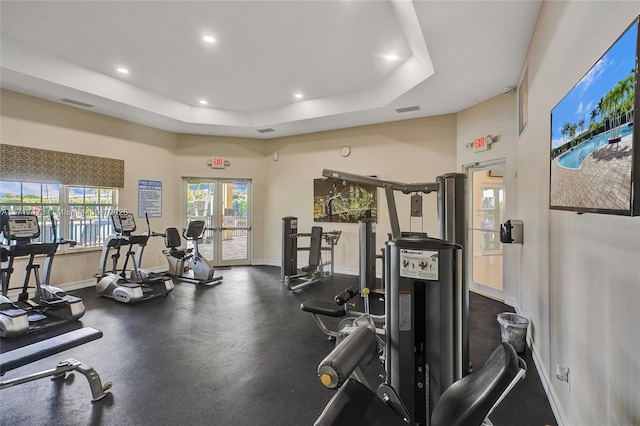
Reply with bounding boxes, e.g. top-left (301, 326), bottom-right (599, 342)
top-left (111, 212), bottom-right (137, 234)
top-left (7, 215), bottom-right (41, 240)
